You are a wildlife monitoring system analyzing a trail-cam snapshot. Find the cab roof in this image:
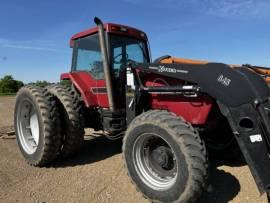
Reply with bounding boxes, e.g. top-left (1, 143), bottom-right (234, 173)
top-left (70, 23), bottom-right (148, 47)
